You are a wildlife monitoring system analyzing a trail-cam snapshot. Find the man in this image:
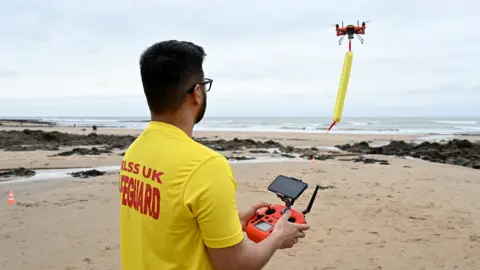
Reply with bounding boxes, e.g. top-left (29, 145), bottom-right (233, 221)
top-left (119, 40), bottom-right (310, 270)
